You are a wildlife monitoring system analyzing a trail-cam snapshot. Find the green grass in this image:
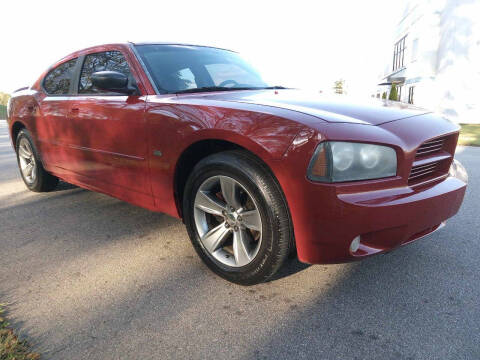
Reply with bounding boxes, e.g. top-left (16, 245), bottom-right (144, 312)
top-left (0, 105), bottom-right (6, 121)
top-left (459, 124), bottom-right (480, 147)
top-left (0, 304), bottom-right (40, 360)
